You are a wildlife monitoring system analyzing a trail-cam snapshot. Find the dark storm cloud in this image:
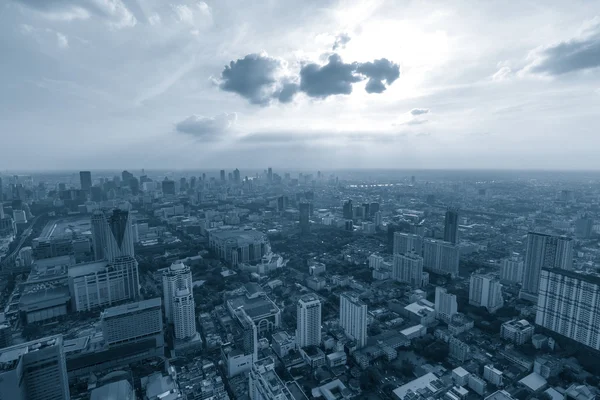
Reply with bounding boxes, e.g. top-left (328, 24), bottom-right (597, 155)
top-left (332, 33), bottom-right (351, 50)
top-left (299, 54), bottom-right (362, 97)
top-left (219, 53), bottom-right (400, 104)
top-left (410, 108), bottom-right (430, 115)
top-left (219, 53), bottom-right (283, 105)
top-left (175, 113), bottom-right (236, 139)
top-left (356, 59), bottom-right (400, 93)
top-left (527, 23), bottom-right (600, 75)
